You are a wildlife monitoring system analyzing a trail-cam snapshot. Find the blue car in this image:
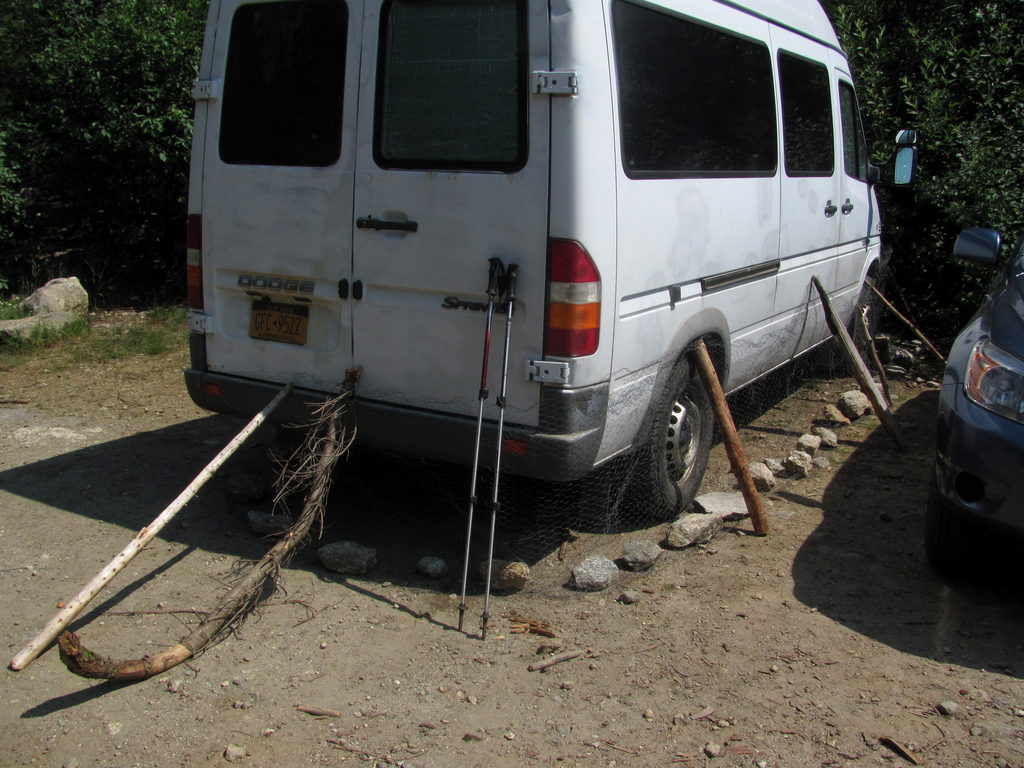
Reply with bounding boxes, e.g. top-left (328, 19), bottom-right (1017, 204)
top-left (928, 227), bottom-right (1024, 573)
